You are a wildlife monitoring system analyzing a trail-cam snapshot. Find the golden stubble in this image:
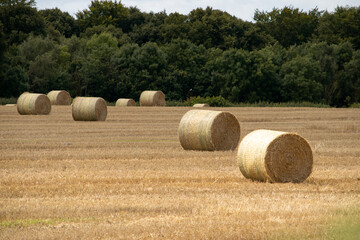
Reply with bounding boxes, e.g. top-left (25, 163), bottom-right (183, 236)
top-left (0, 106), bottom-right (359, 239)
